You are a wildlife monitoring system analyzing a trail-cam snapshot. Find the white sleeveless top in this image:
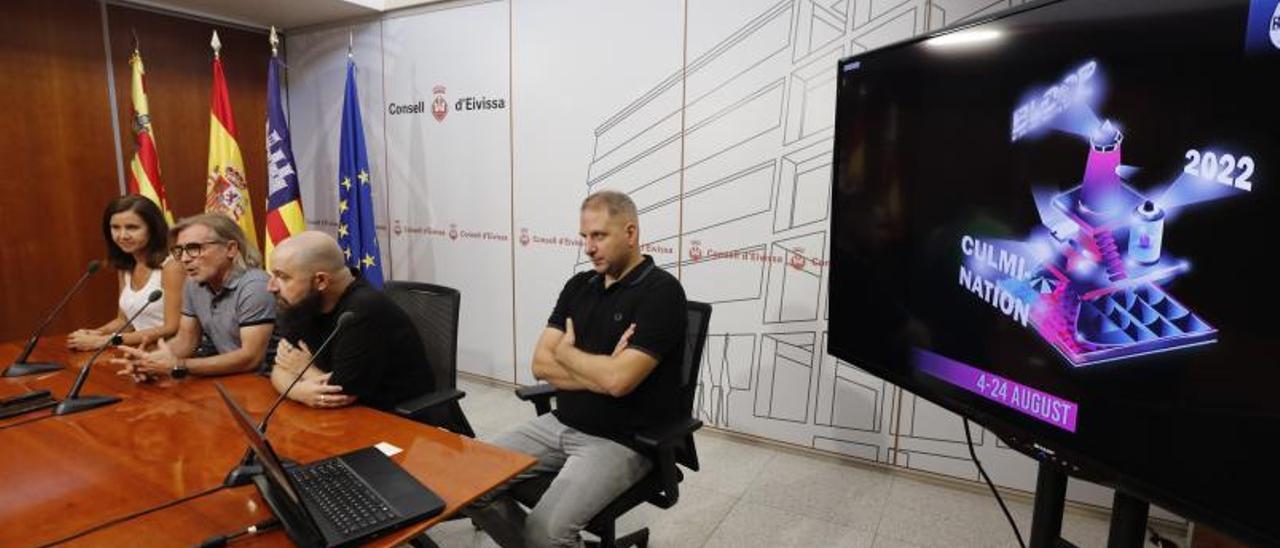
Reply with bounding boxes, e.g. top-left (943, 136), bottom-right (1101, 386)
top-left (119, 261), bottom-right (167, 331)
